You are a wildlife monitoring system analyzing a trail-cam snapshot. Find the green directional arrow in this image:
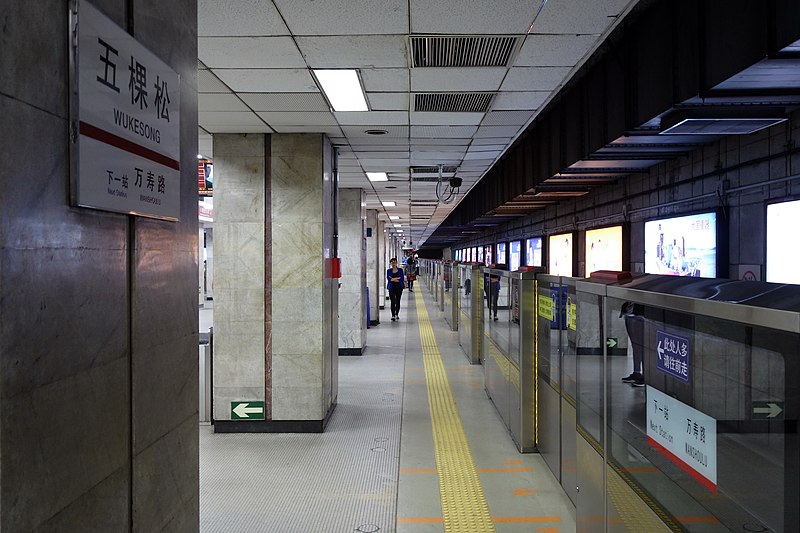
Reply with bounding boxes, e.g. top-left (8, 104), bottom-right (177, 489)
top-left (606, 337), bottom-right (618, 348)
top-left (752, 401), bottom-right (783, 419)
top-left (231, 401), bottom-right (265, 420)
